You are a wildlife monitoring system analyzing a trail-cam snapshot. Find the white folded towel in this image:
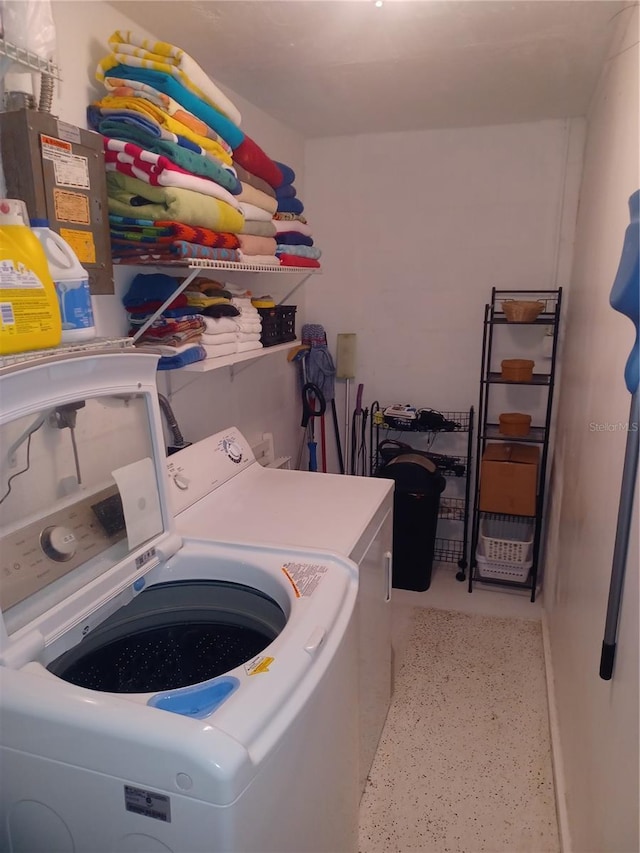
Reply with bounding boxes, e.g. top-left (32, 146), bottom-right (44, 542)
top-left (237, 331), bottom-right (261, 343)
top-left (200, 332), bottom-right (237, 345)
top-left (231, 298), bottom-right (260, 317)
top-left (273, 220), bottom-right (312, 237)
top-left (238, 202), bottom-right (273, 222)
top-left (236, 340), bottom-right (263, 353)
top-left (202, 342), bottom-right (237, 359)
top-left (202, 316), bottom-right (241, 334)
top-left (237, 322), bottom-right (262, 334)
top-left (237, 252), bottom-right (281, 266)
